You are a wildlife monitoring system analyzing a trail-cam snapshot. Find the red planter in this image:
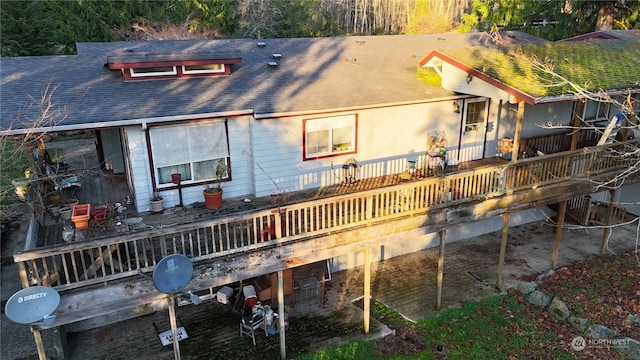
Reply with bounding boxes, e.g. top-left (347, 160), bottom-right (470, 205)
top-left (203, 189), bottom-right (223, 209)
